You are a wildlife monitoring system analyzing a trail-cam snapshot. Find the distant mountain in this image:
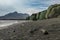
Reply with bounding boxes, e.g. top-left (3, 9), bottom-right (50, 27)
top-left (0, 11), bottom-right (29, 20)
